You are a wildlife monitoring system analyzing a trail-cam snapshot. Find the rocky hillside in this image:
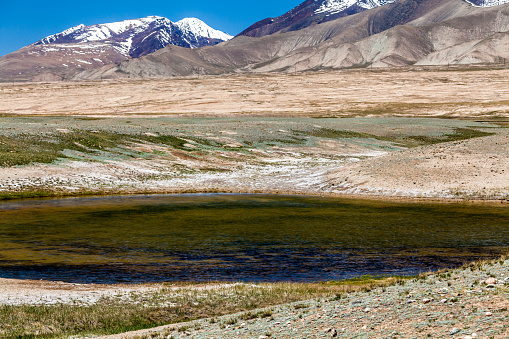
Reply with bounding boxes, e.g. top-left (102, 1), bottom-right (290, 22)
top-left (0, 16), bottom-right (232, 82)
top-left (238, 0), bottom-right (399, 38)
top-left (238, 0), bottom-right (509, 38)
top-left (77, 0), bottom-right (509, 80)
